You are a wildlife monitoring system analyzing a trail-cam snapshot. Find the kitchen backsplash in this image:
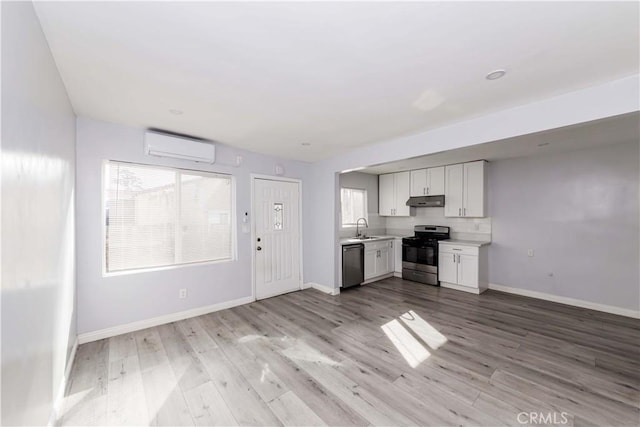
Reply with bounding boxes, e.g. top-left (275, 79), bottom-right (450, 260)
top-left (384, 207), bottom-right (492, 241)
top-left (338, 213), bottom-right (386, 238)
